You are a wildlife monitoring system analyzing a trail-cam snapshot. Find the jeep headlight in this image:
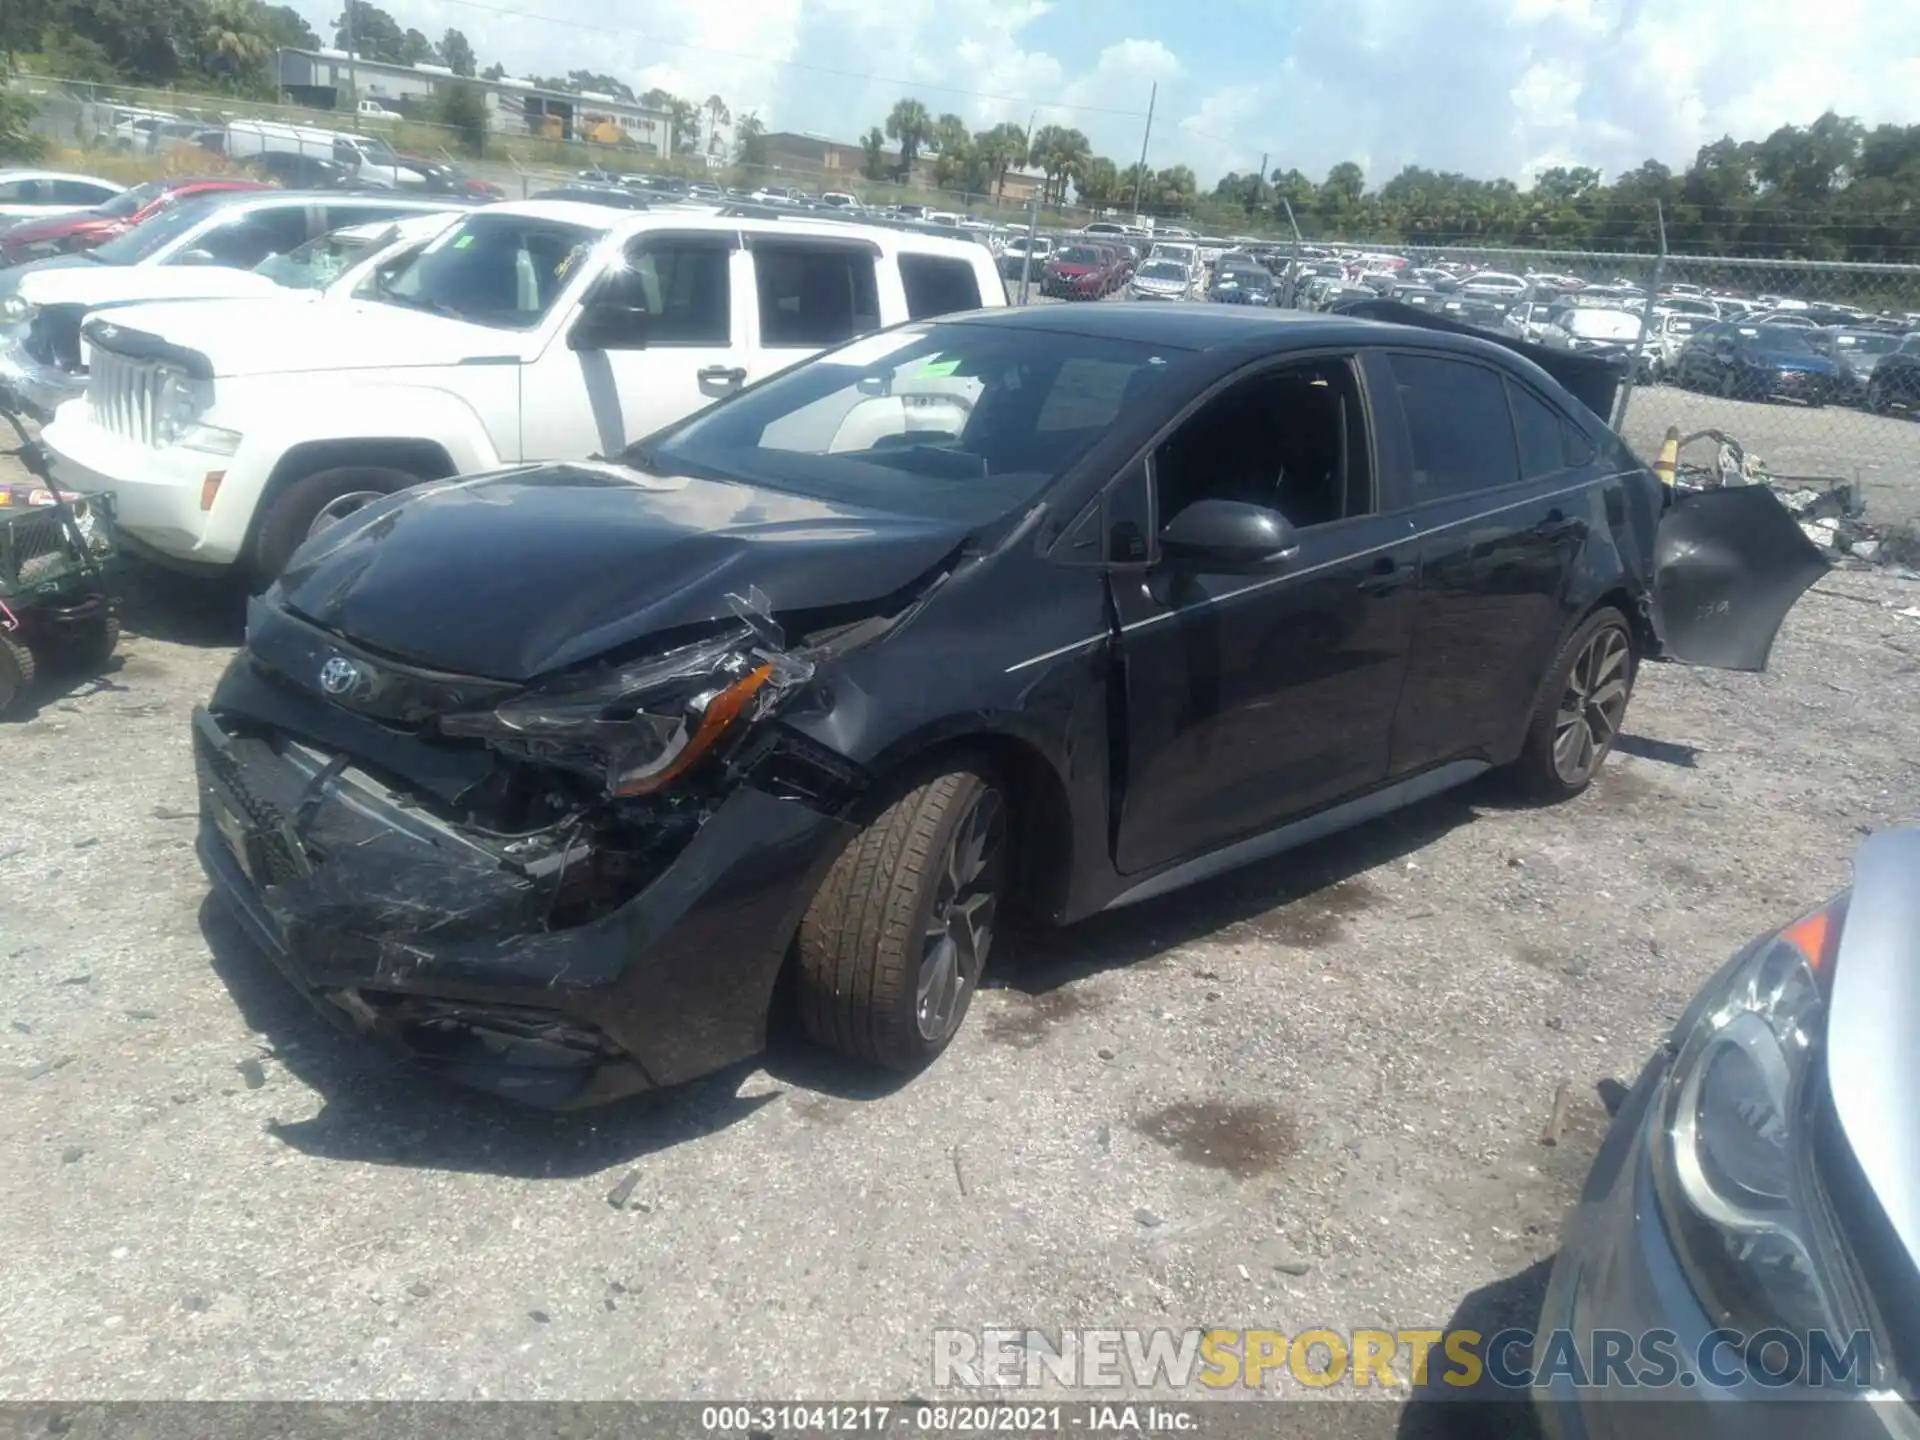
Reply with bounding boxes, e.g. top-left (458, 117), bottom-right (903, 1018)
top-left (1650, 898), bottom-right (1881, 1353)
top-left (151, 367), bottom-right (238, 453)
top-left (0, 294), bottom-right (36, 326)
